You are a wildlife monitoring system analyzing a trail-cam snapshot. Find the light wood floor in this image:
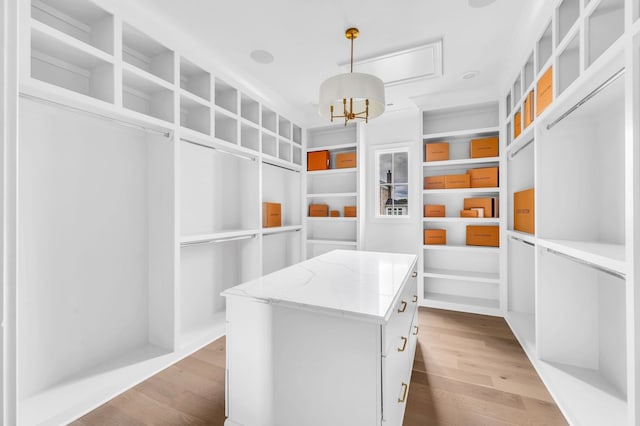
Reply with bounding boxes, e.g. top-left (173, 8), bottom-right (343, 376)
top-left (74, 308), bottom-right (567, 425)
